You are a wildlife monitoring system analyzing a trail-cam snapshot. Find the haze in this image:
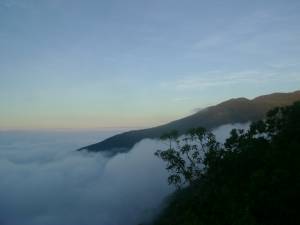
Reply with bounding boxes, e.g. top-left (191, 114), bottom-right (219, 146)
top-left (0, 124), bottom-right (247, 225)
top-left (1, 0), bottom-right (300, 129)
